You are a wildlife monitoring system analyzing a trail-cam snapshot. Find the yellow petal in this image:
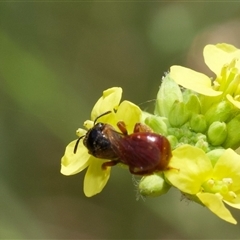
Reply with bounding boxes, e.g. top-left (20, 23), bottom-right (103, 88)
top-left (226, 94), bottom-right (240, 109)
top-left (224, 197), bottom-right (240, 210)
top-left (197, 192), bottom-right (237, 224)
top-left (165, 145), bottom-right (212, 194)
top-left (114, 100), bottom-right (142, 132)
top-left (61, 140), bottom-right (90, 175)
top-left (204, 44), bottom-right (240, 75)
top-left (83, 157), bottom-right (111, 197)
top-left (91, 87), bottom-right (122, 120)
top-left (212, 148), bottom-right (240, 192)
top-left (170, 66), bottom-right (221, 96)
